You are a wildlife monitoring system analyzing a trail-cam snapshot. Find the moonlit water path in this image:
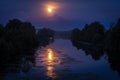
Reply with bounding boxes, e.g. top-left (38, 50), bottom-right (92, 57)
top-left (35, 39), bottom-right (120, 80)
top-left (3, 39), bottom-right (120, 80)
